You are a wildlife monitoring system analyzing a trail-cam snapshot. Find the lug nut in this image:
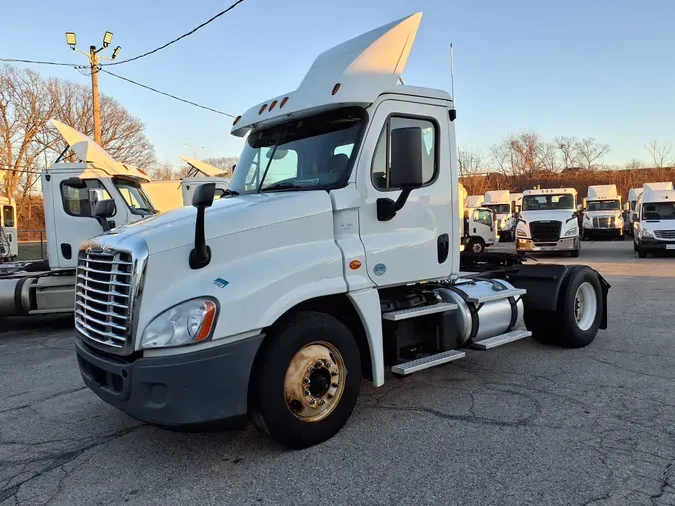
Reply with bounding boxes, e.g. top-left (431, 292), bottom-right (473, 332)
top-left (316, 360), bottom-right (324, 368)
top-left (331, 370), bottom-right (338, 376)
top-left (303, 377), bottom-right (310, 384)
top-left (318, 399), bottom-right (325, 406)
top-left (327, 393), bottom-right (334, 399)
top-left (324, 362), bottom-right (331, 368)
top-left (303, 390), bottom-right (310, 397)
top-left (332, 382), bottom-right (339, 388)
top-left (309, 366), bottom-right (315, 373)
top-left (309, 398), bottom-right (316, 405)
